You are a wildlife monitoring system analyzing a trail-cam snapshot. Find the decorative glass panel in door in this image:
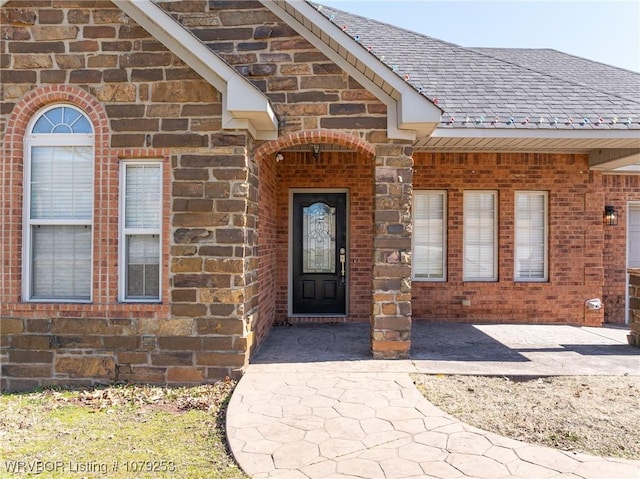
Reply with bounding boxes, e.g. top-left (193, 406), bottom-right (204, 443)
top-left (302, 202), bottom-right (336, 274)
